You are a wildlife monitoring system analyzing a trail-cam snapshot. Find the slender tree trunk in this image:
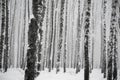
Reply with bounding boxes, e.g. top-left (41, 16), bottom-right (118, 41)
top-left (112, 0), bottom-right (118, 80)
top-left (43, 0), bottom-right (49, 70)
top-left (0, 0), bottom-right (6, 71)
top-left (76, 0), bottom-right (81, 74)
top-left (107, 42), bottom-right (113, 80)
top-left (56, 0), bottom-right (65, 73)
top-left (48, 0), bottom-right (54, 72)
top-left (3, 0), bottom-right (9, 72)
top-left (51, 0), bottom-right (58, 69)
top-left (101, 0), bottom-right (107, 78)
top-left (84, 0), bottom-right (91, 80)
top-left (63, 0), bottom-right (68, 73)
